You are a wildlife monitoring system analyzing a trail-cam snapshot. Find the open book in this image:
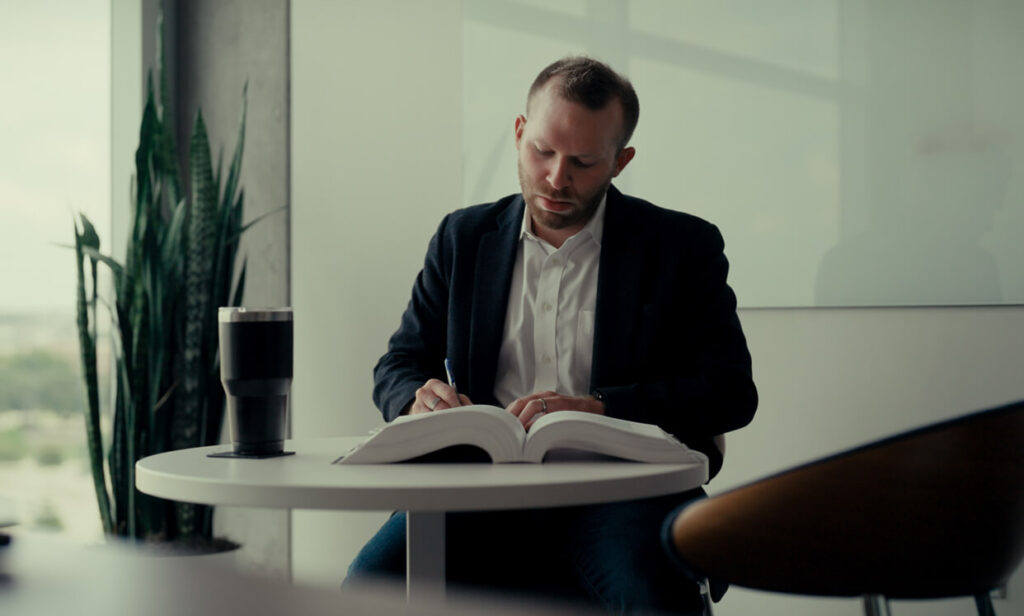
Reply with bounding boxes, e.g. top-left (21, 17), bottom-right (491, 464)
top-left (334, 405), bottom-right (708, 465)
